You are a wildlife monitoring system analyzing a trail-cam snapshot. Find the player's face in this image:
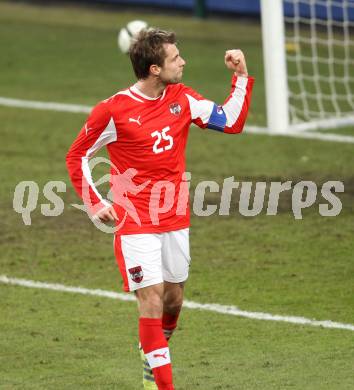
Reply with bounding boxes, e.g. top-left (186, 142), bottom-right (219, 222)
top-left (159, 44), bottom-right (186, 84)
